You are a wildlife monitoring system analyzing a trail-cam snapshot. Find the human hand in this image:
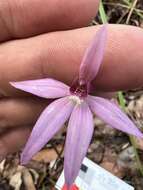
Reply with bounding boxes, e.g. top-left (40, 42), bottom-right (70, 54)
top-left (0, 0), bottom-right (143, 160)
